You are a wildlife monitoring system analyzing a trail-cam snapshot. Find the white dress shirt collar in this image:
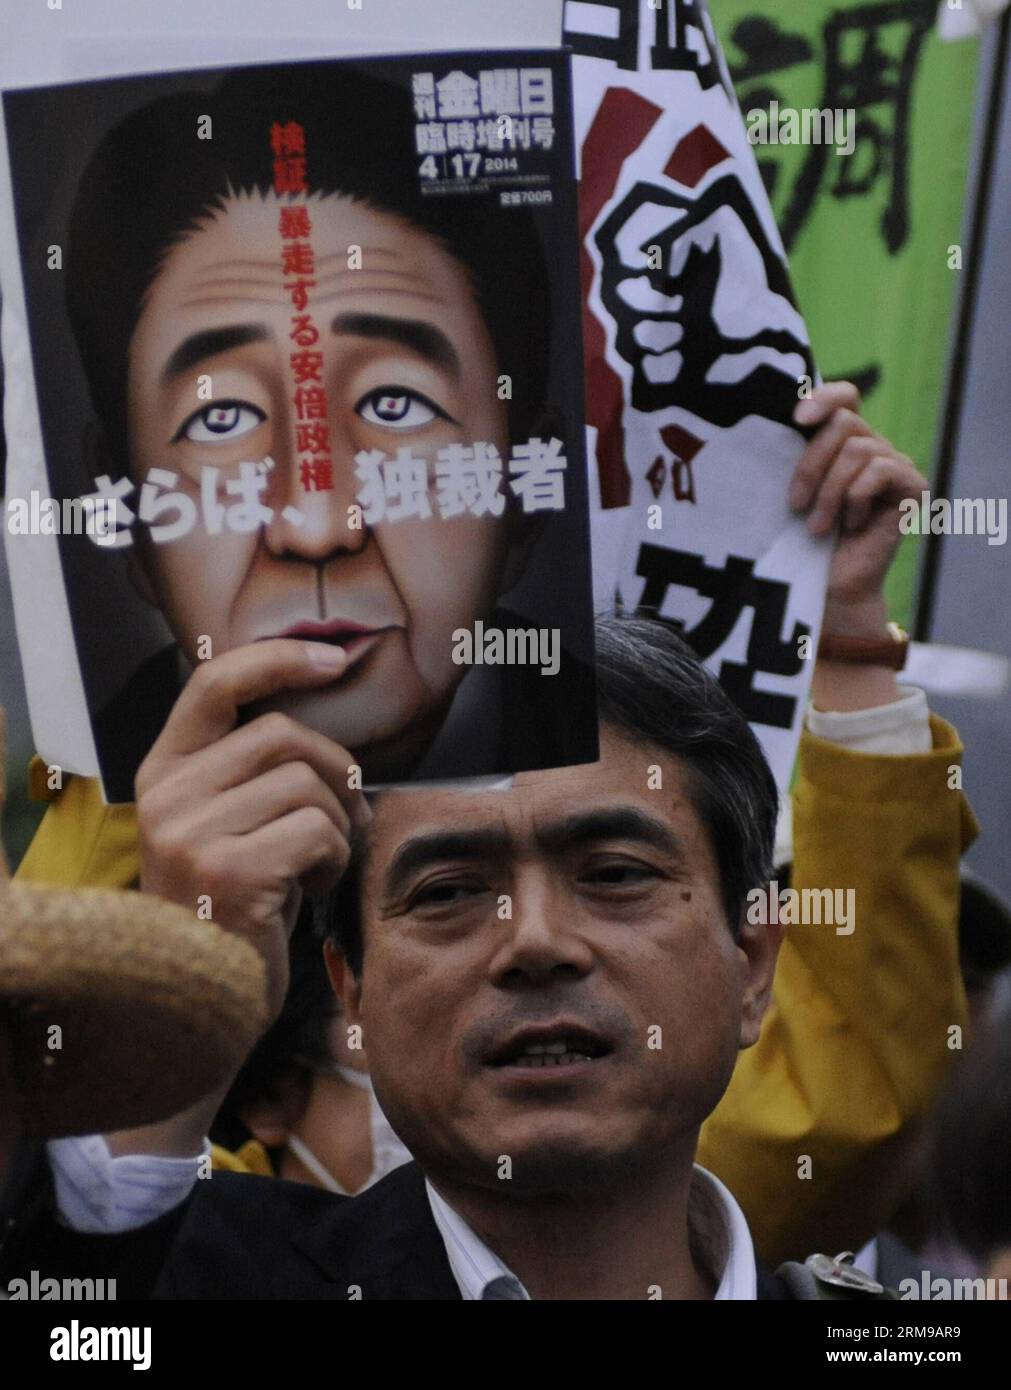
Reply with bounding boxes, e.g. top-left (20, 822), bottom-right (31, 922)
top-left (426, 1178), bottom-right (527, 1299)
top-left (689, 1165), bottom-right (757, 1300)
top-left (426, 1164), bottom-right (757, 1300)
